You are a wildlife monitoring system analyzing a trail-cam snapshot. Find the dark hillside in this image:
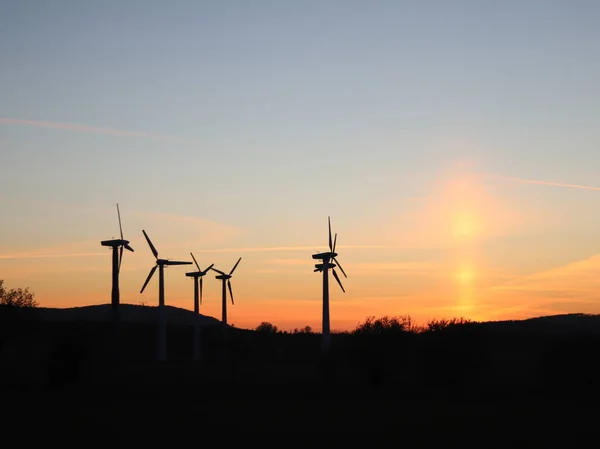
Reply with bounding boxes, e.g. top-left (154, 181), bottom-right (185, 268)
top-left (2, 308), bottom-right (600, 442)
top-left (2, 307), bottom-right (600, 399)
